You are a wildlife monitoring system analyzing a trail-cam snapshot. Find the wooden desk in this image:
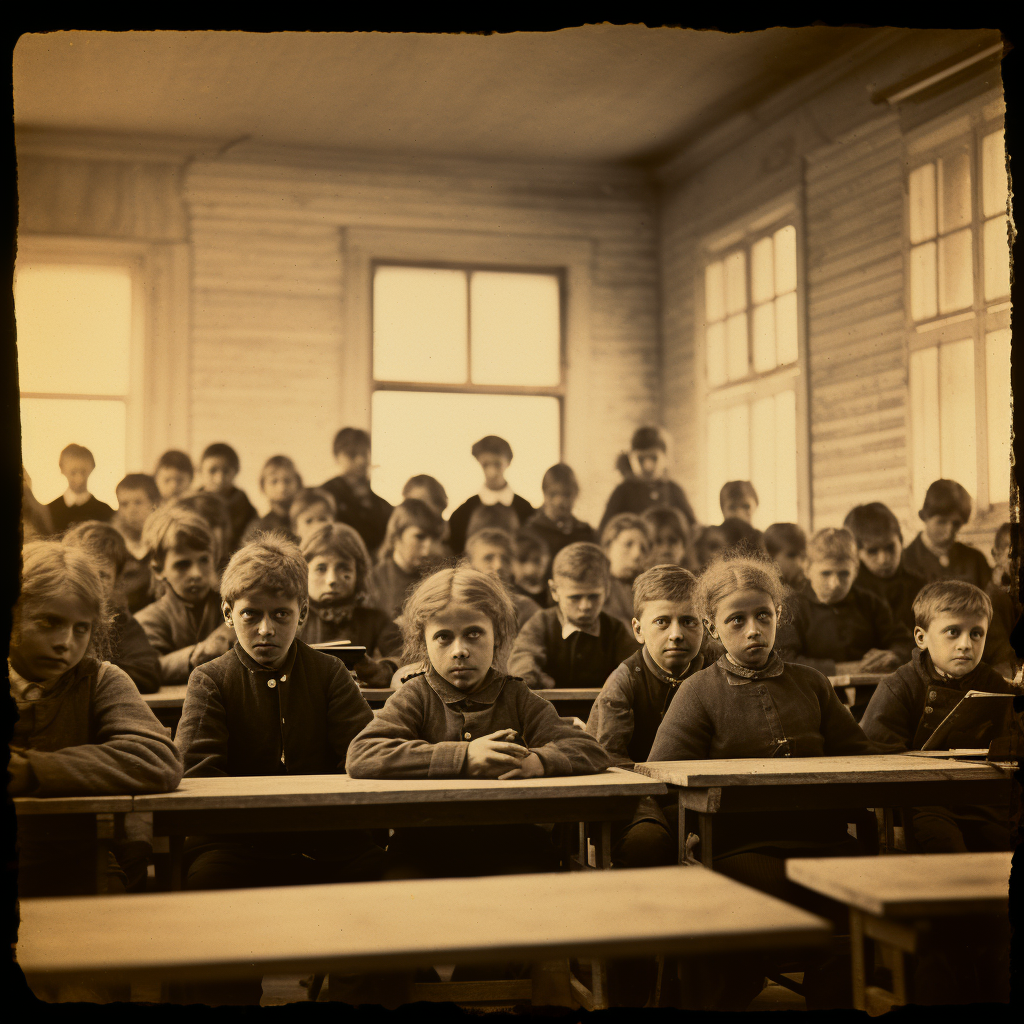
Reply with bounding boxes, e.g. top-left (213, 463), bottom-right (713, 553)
top-left (786, 852), bottom-right (1012, 1013)
top-left (16, 864), bottom-right (830, 1009)
top-left (633, 755), bottom-right (1013, 867)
